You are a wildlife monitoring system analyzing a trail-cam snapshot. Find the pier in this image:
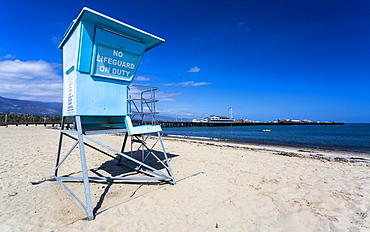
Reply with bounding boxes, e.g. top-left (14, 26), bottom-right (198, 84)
top-left (156, 121), bottom-right (344, 127)
top-left (1, 121), bottom-right (344, 128)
